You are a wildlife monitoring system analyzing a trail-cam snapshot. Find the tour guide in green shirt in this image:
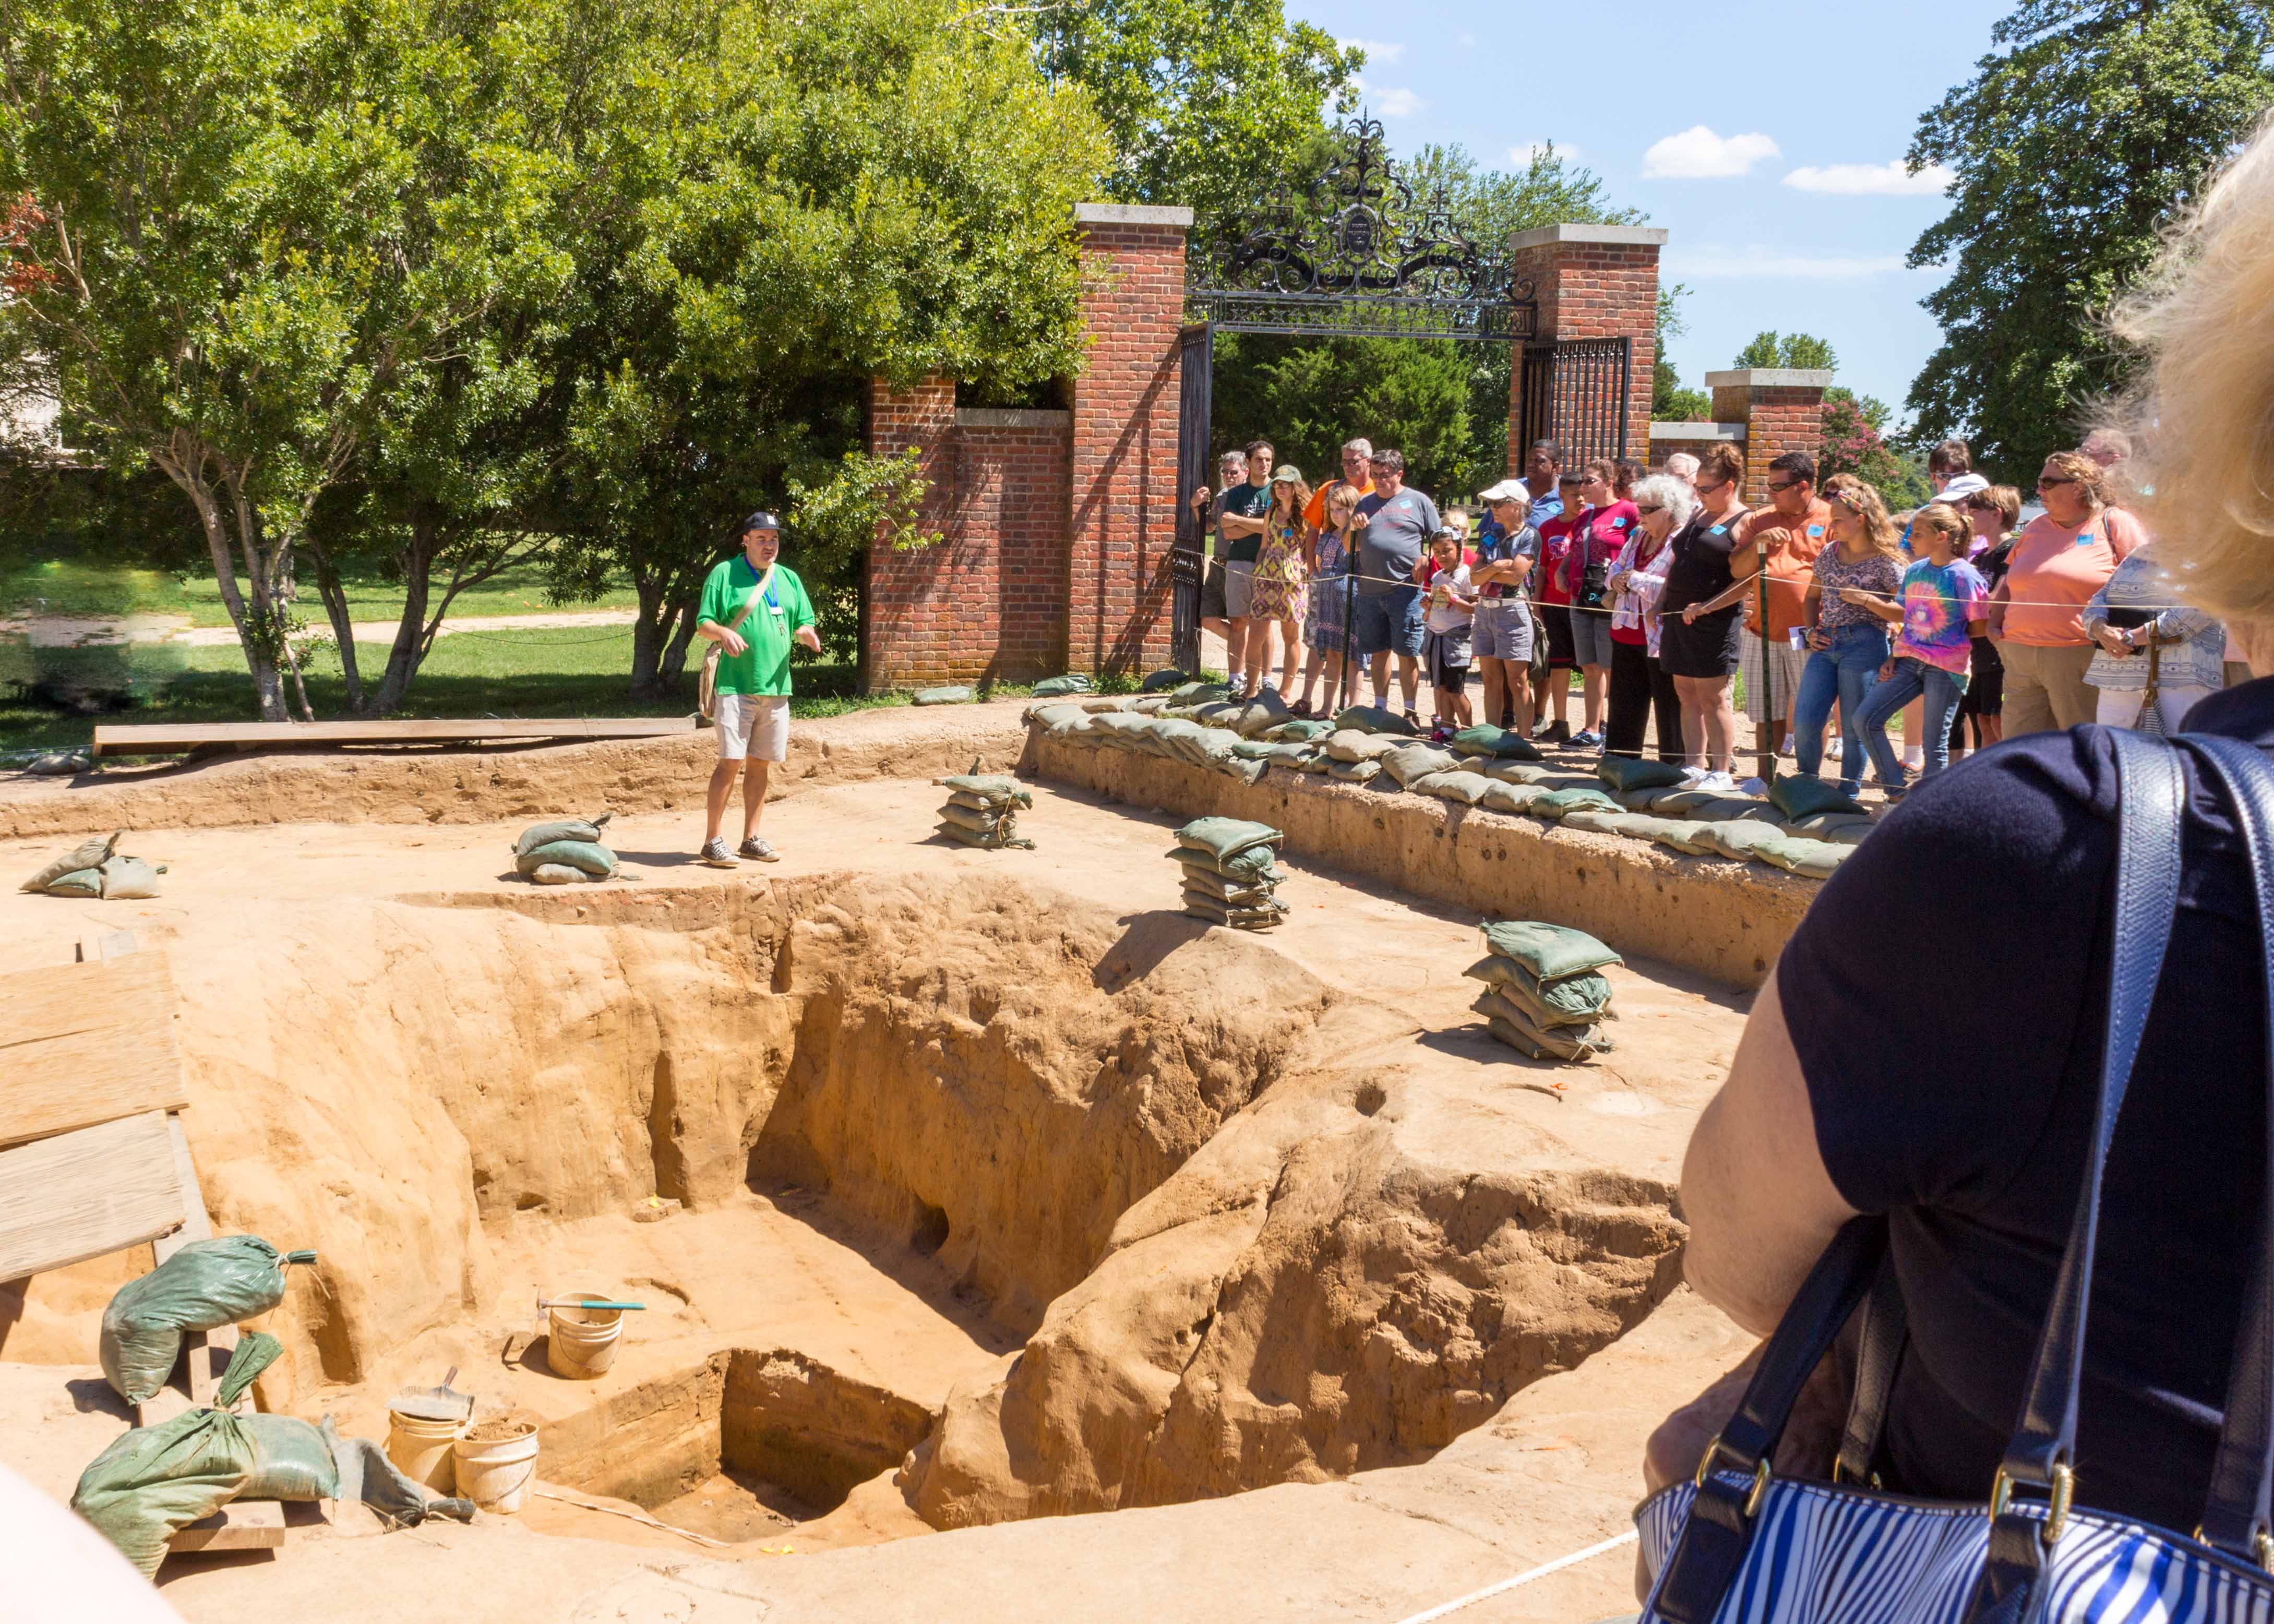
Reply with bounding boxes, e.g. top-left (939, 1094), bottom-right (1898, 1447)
top-left (695, 511), bottom-right (820, 867)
